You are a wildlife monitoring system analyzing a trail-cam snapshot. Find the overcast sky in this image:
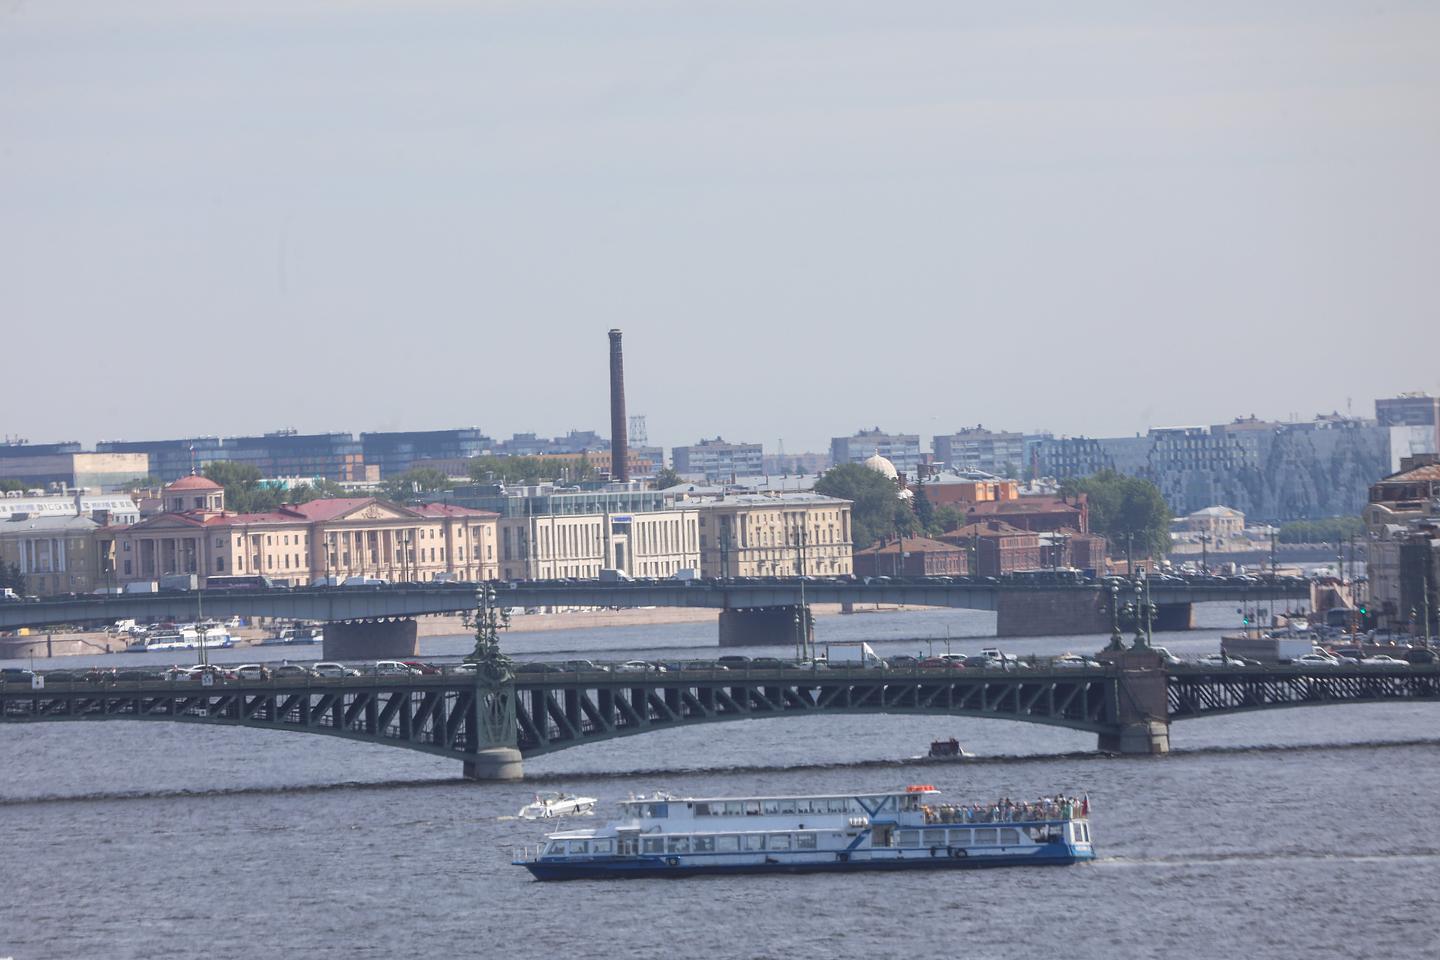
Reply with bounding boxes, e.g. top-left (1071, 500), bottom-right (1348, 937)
top-left (4, 1), bottom-right (1438, 453)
